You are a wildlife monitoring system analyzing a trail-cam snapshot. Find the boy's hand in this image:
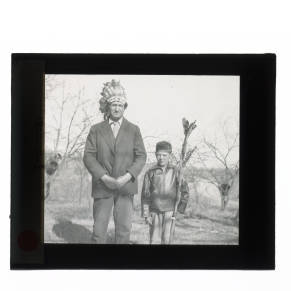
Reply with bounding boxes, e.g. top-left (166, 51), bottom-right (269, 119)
top-left (145, 217), bottom-right (153, 226)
